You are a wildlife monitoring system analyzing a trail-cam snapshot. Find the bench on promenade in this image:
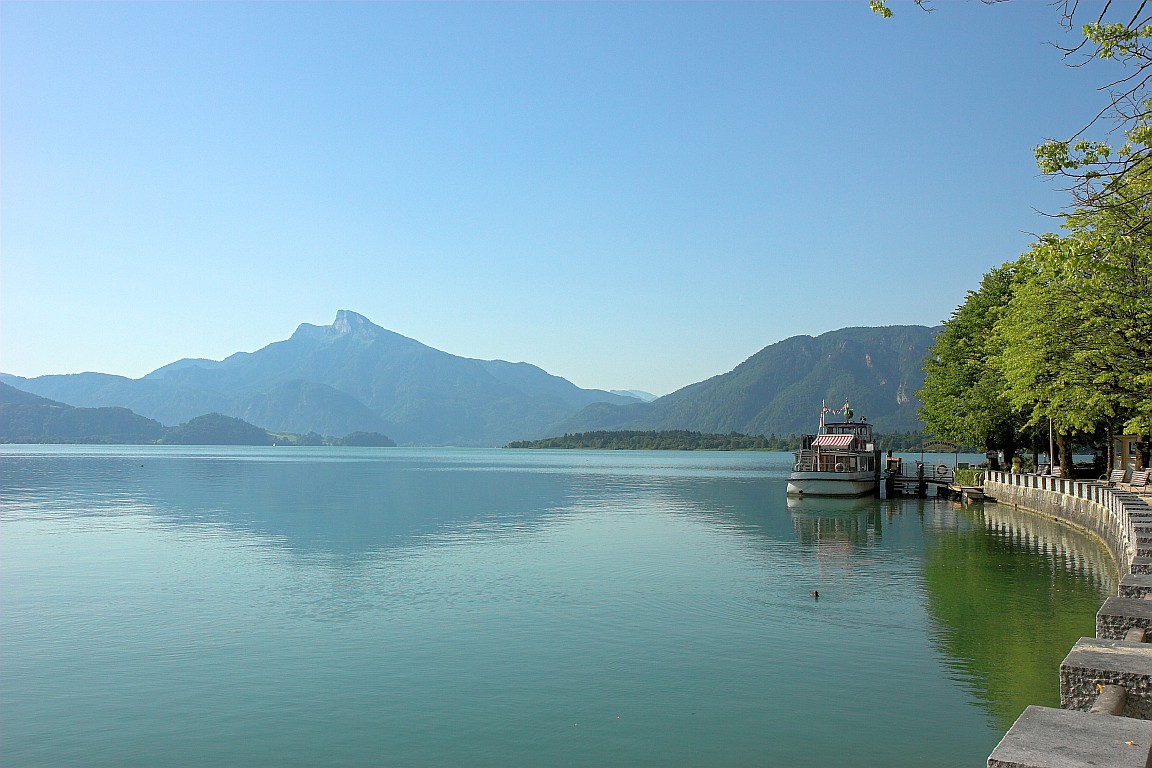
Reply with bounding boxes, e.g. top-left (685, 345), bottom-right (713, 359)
top-left (1126, 469), bottom-right (1151, 494)
top-left (1102, 468), bottom-right (1129, 486)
